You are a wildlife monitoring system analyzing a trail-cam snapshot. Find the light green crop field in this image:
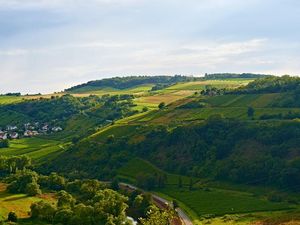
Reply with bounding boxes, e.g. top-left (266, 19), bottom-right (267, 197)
top-left (206, 93), bottom-right (281, 107)
top-left (69, 84), bottom-right (155, 95)
top-left (0, 138), bottom-right (65, 163)
top-left (0, 96), bottom-right (23, 105)
top-left (166, 79), bottom-right (253, 91)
